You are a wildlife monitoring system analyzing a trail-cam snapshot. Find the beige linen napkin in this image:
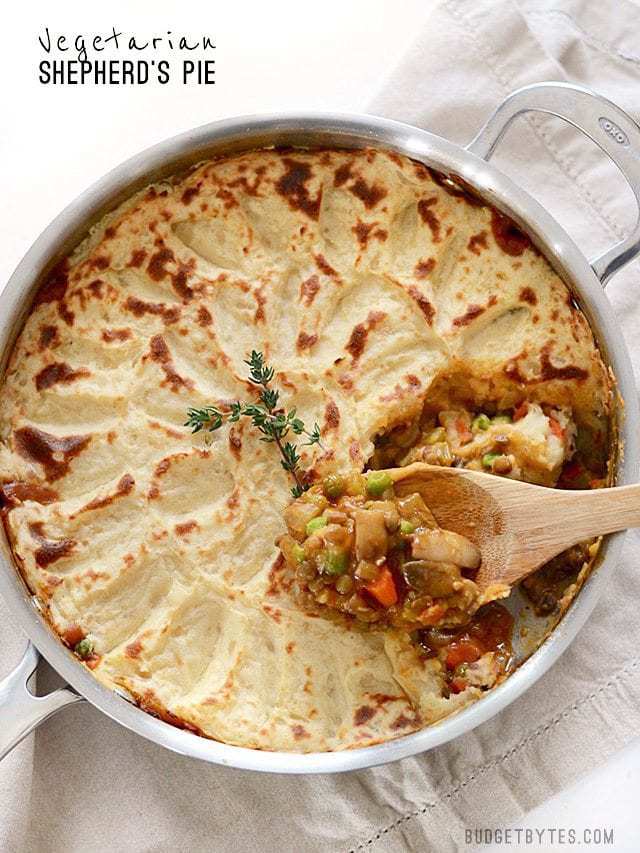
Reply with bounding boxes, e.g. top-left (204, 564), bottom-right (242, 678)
top-left (2, 2), bottom-right (640, 850)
